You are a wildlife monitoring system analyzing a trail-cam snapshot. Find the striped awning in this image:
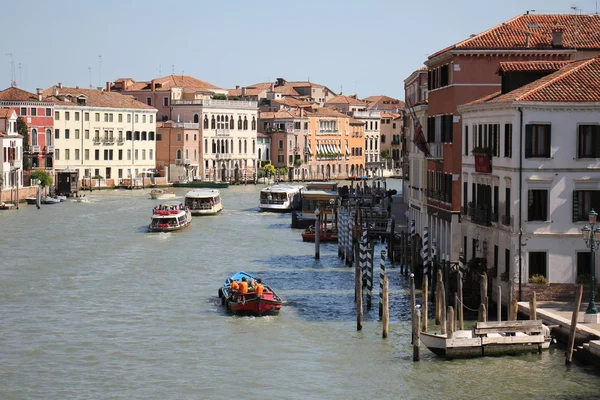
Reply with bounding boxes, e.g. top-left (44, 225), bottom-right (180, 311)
top-left (346, 145), bottom-right (350, 155)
